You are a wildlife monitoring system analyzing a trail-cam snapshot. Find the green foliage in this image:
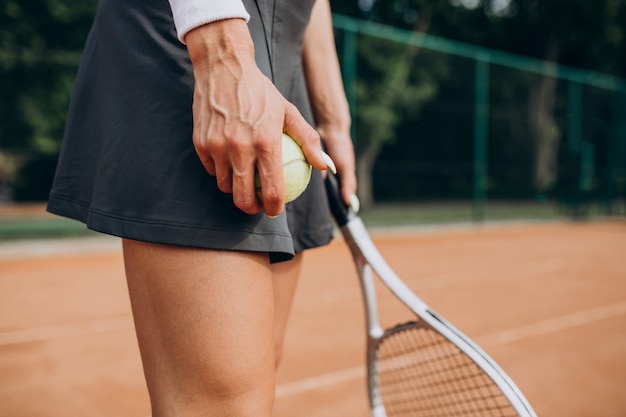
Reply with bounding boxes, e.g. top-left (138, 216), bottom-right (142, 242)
top-left (0, 0), bottom-right (97, 154)
top-left (0, 0), bottom-right (97, 200)
top-left (355, 37), bottom-right (442, 149)
top-left (333, 0), bottom-right (625, 77)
